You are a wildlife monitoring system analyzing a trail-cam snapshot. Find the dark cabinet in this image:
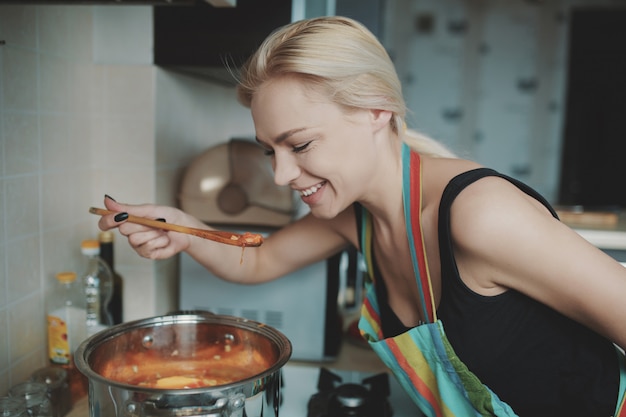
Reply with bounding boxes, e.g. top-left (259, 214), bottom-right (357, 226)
top-left (154, 0), bottom-right (292, 84)
top-left (559, 8), bottom-right (626, 208)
